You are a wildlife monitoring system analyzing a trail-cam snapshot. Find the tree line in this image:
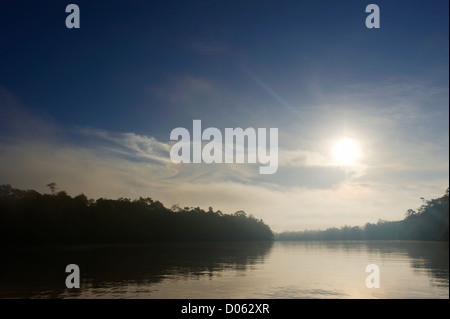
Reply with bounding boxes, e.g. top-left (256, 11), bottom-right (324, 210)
top-left (277, 188), bottom-right (449, 241)
top-left (0, 184), bottom-right (274, 245)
